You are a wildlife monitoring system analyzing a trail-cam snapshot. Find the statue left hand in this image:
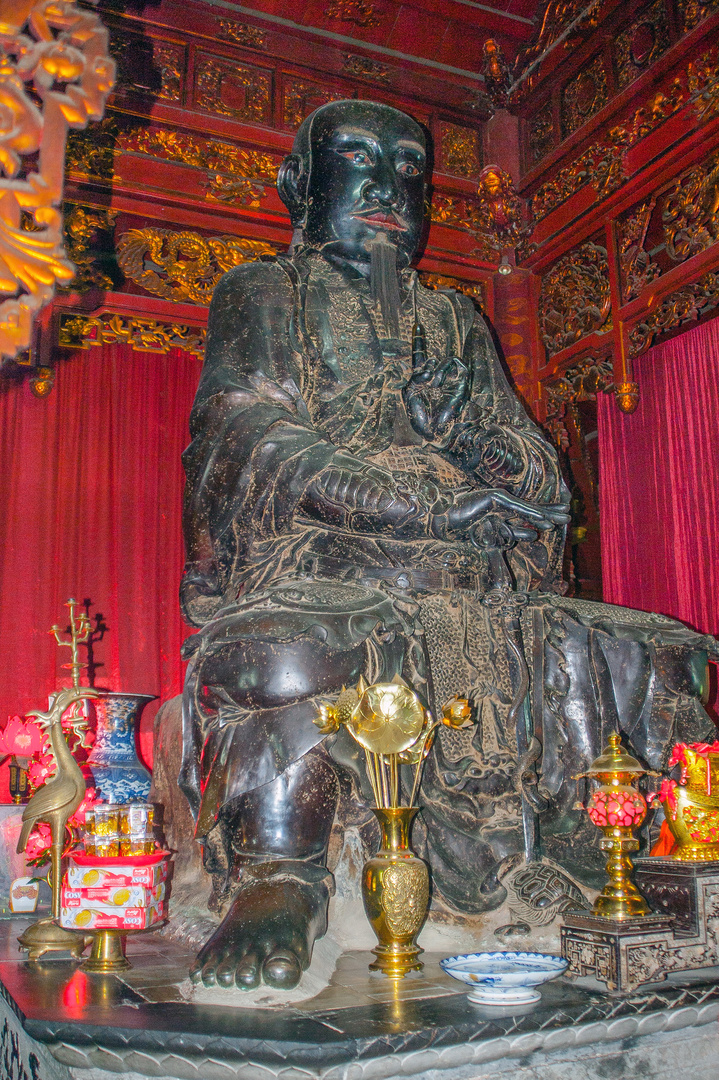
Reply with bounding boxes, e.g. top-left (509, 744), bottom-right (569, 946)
top-left (403, 324), bottom-right (470, 441)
